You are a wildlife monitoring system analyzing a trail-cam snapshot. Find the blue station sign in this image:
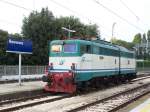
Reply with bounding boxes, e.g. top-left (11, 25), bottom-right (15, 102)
top-left (6, 38), bottom-right (32, 54)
